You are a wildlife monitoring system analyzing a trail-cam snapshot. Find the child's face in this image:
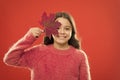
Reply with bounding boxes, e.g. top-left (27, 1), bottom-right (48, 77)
top-left (52, 17), bottom-right (72, 45)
